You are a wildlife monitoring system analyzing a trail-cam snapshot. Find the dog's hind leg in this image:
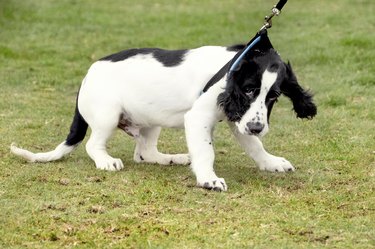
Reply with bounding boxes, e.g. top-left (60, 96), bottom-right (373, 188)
top-left (85, 119), bottom-right (124, 171)
top-left (133, 127), bottom-right (190, 165)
